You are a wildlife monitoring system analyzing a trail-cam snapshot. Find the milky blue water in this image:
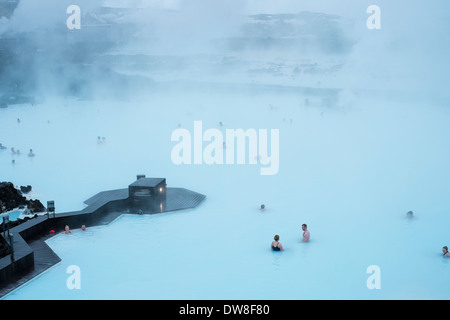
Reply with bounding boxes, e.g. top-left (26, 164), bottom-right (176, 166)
top-left (0, 210), bottom-right (22, 221)
top-left (1, 90), bottom-right (450, 299)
